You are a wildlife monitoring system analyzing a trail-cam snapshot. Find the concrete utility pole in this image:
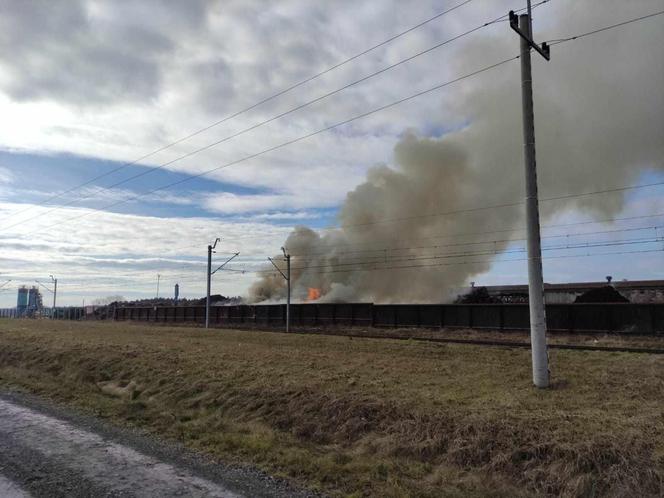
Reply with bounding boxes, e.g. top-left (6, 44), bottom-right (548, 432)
top-left (51, 276), bottom-right (57, 316)
top-left (156, 274), bottom-right (161, 299)
top-left (510, 2), bottom-right (550, 388)
top-left (284, 248), bottom-right (291, 333)
top-left (268, 247), bottom-right (291, 332)
top-left (206, 238), bottom-right (220, 329)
